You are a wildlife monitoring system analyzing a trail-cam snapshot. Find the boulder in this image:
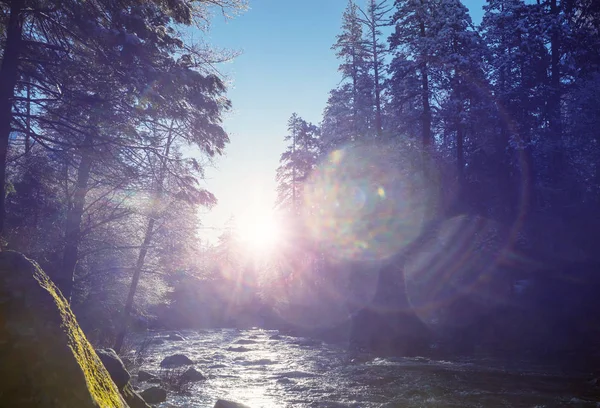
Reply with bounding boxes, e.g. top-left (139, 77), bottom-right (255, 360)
top-left (167, 333), bottom-right (186, 341)
top-left (160, 354), bottom-right (194, 367)
top-left (140, 386), bottom-right (167, 404)
top-left (227, 346), bottom-right (251, 352)
top-left (96, 348), bottom-right (131, 390)
top-left (94, 348), bottom-right (149, 408)
top-left (214, 399), bottom-right (251, 408)
top-left (234, 339), bottom-right (257, 345)
top-left (181, 367), bottom-right (206, 382)
top-left (122, 384), bottom-right (151, 408)
top-left (0, 251), bottom-right (127, 407)
top-left (137, 370), bottom-right (157, 382)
